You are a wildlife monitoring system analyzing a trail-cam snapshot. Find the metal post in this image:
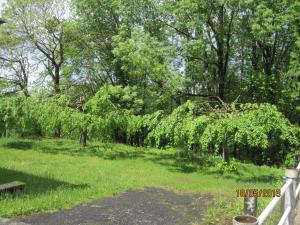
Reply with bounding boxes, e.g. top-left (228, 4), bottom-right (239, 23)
top-left (233, 215), bottom-right (258, 225)
top-left (282, 177), bottom-right (287, 217)
top-left (244, 197), bottom-right (257, 217)
top-left (294, 156), bottom-right (300, 214)
top-left (285, 169), bottom-right (299, 225)
top-left (295, 179), bottom-right (299, 217)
